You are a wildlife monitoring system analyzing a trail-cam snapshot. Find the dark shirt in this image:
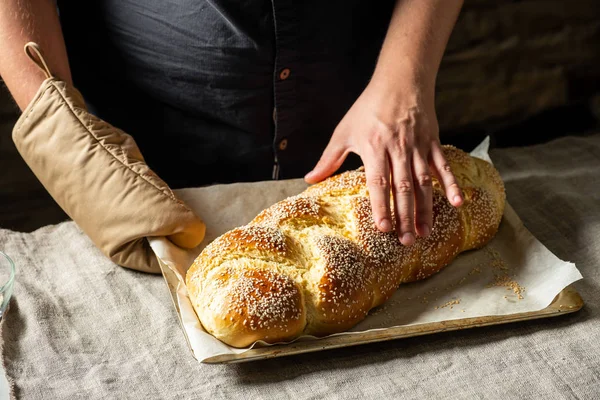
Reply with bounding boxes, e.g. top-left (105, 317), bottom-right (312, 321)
top-left (57, 0), bottom-right (394, 188)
